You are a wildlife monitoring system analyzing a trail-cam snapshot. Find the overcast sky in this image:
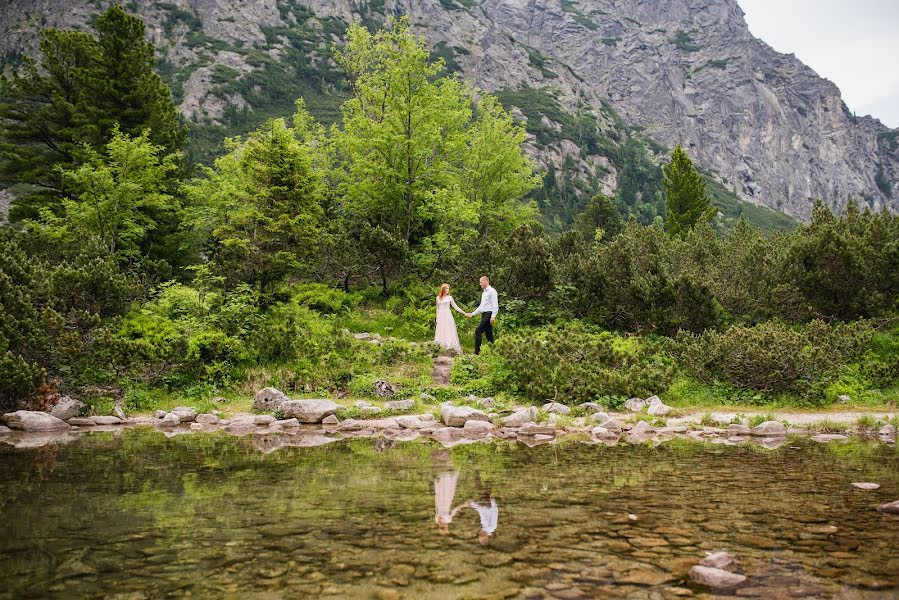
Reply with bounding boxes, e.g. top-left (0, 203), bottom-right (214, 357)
top-left (739, 0), bottom-right (899, 128)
